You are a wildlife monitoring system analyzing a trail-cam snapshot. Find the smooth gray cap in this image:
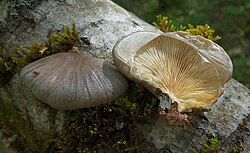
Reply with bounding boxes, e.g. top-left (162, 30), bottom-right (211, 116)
top-left (20, 50), bottom-right (128, 110)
